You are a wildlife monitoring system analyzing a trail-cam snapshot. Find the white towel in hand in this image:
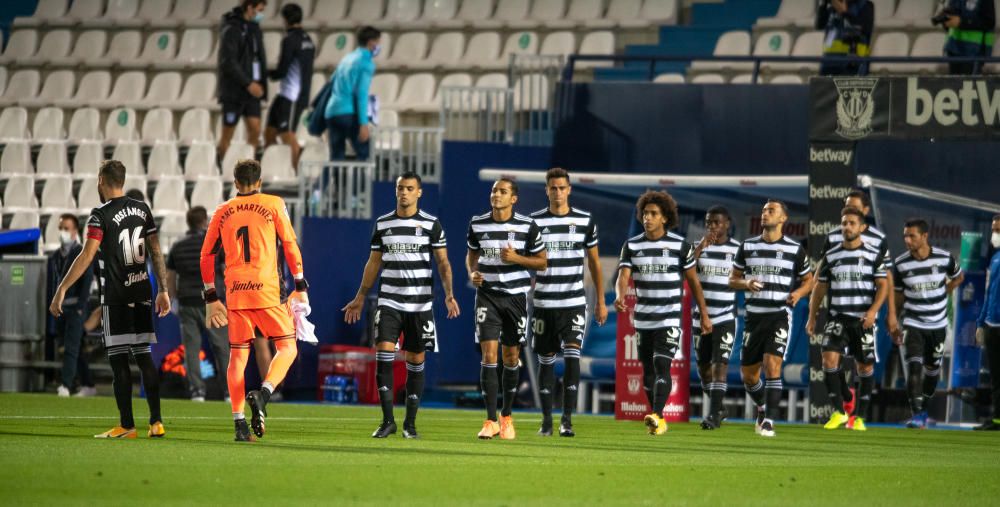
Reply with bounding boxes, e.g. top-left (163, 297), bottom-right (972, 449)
top-left (291, 300), bottom-right (317, 344)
